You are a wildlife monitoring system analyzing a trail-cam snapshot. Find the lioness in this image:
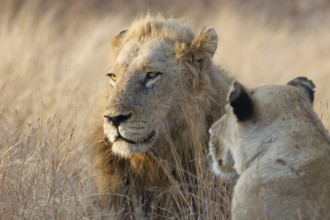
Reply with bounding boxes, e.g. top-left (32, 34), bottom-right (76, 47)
top-left (209, 77), bottom-right (330, 219)
top-left (90, 14), bottom-right (233, 218)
